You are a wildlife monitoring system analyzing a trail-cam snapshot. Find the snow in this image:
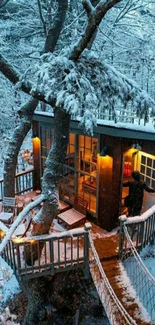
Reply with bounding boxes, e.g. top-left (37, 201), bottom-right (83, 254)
top-left (34, 110), bottom-right (155, 136)
top-left (1, 218), bottom-right (155, 323)
top-left (24, 50), bottom-right (155, 135)
top-left (118, 262), bottom-right (151, 322)
top-left (0, 194), bottom-right (45, 254)
top-left (141, 245), bottom-right (155, 278)
top-left (0, 257), bottom-right (20, 304)
top-left (119, 204), bottom-right (155, 224)
top-left (122, 248), bottom-right (155, 322)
